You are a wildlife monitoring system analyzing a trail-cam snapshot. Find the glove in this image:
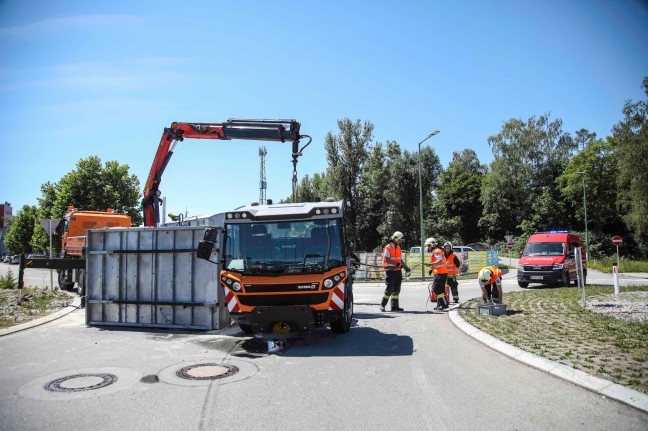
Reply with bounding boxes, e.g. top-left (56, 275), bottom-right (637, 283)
top-left (428, 269), bottom-right (433, 276)
top-left (397, 262), bottom-right (404, 269)
top-left (404, 265), bottom-right (411, 272)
